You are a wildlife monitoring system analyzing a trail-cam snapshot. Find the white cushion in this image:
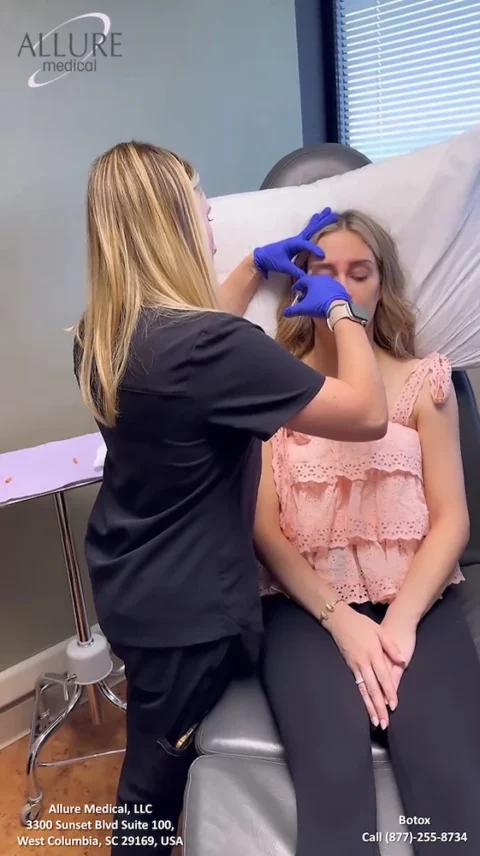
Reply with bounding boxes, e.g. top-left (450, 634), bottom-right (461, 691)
top-left (211, 126), bottom-right (480, 369)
